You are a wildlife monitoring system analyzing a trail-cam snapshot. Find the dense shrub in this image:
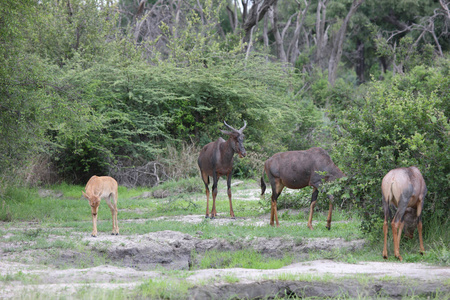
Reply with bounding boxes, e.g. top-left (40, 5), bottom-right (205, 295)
top-left (330, 64), bottom-right (450, 235)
